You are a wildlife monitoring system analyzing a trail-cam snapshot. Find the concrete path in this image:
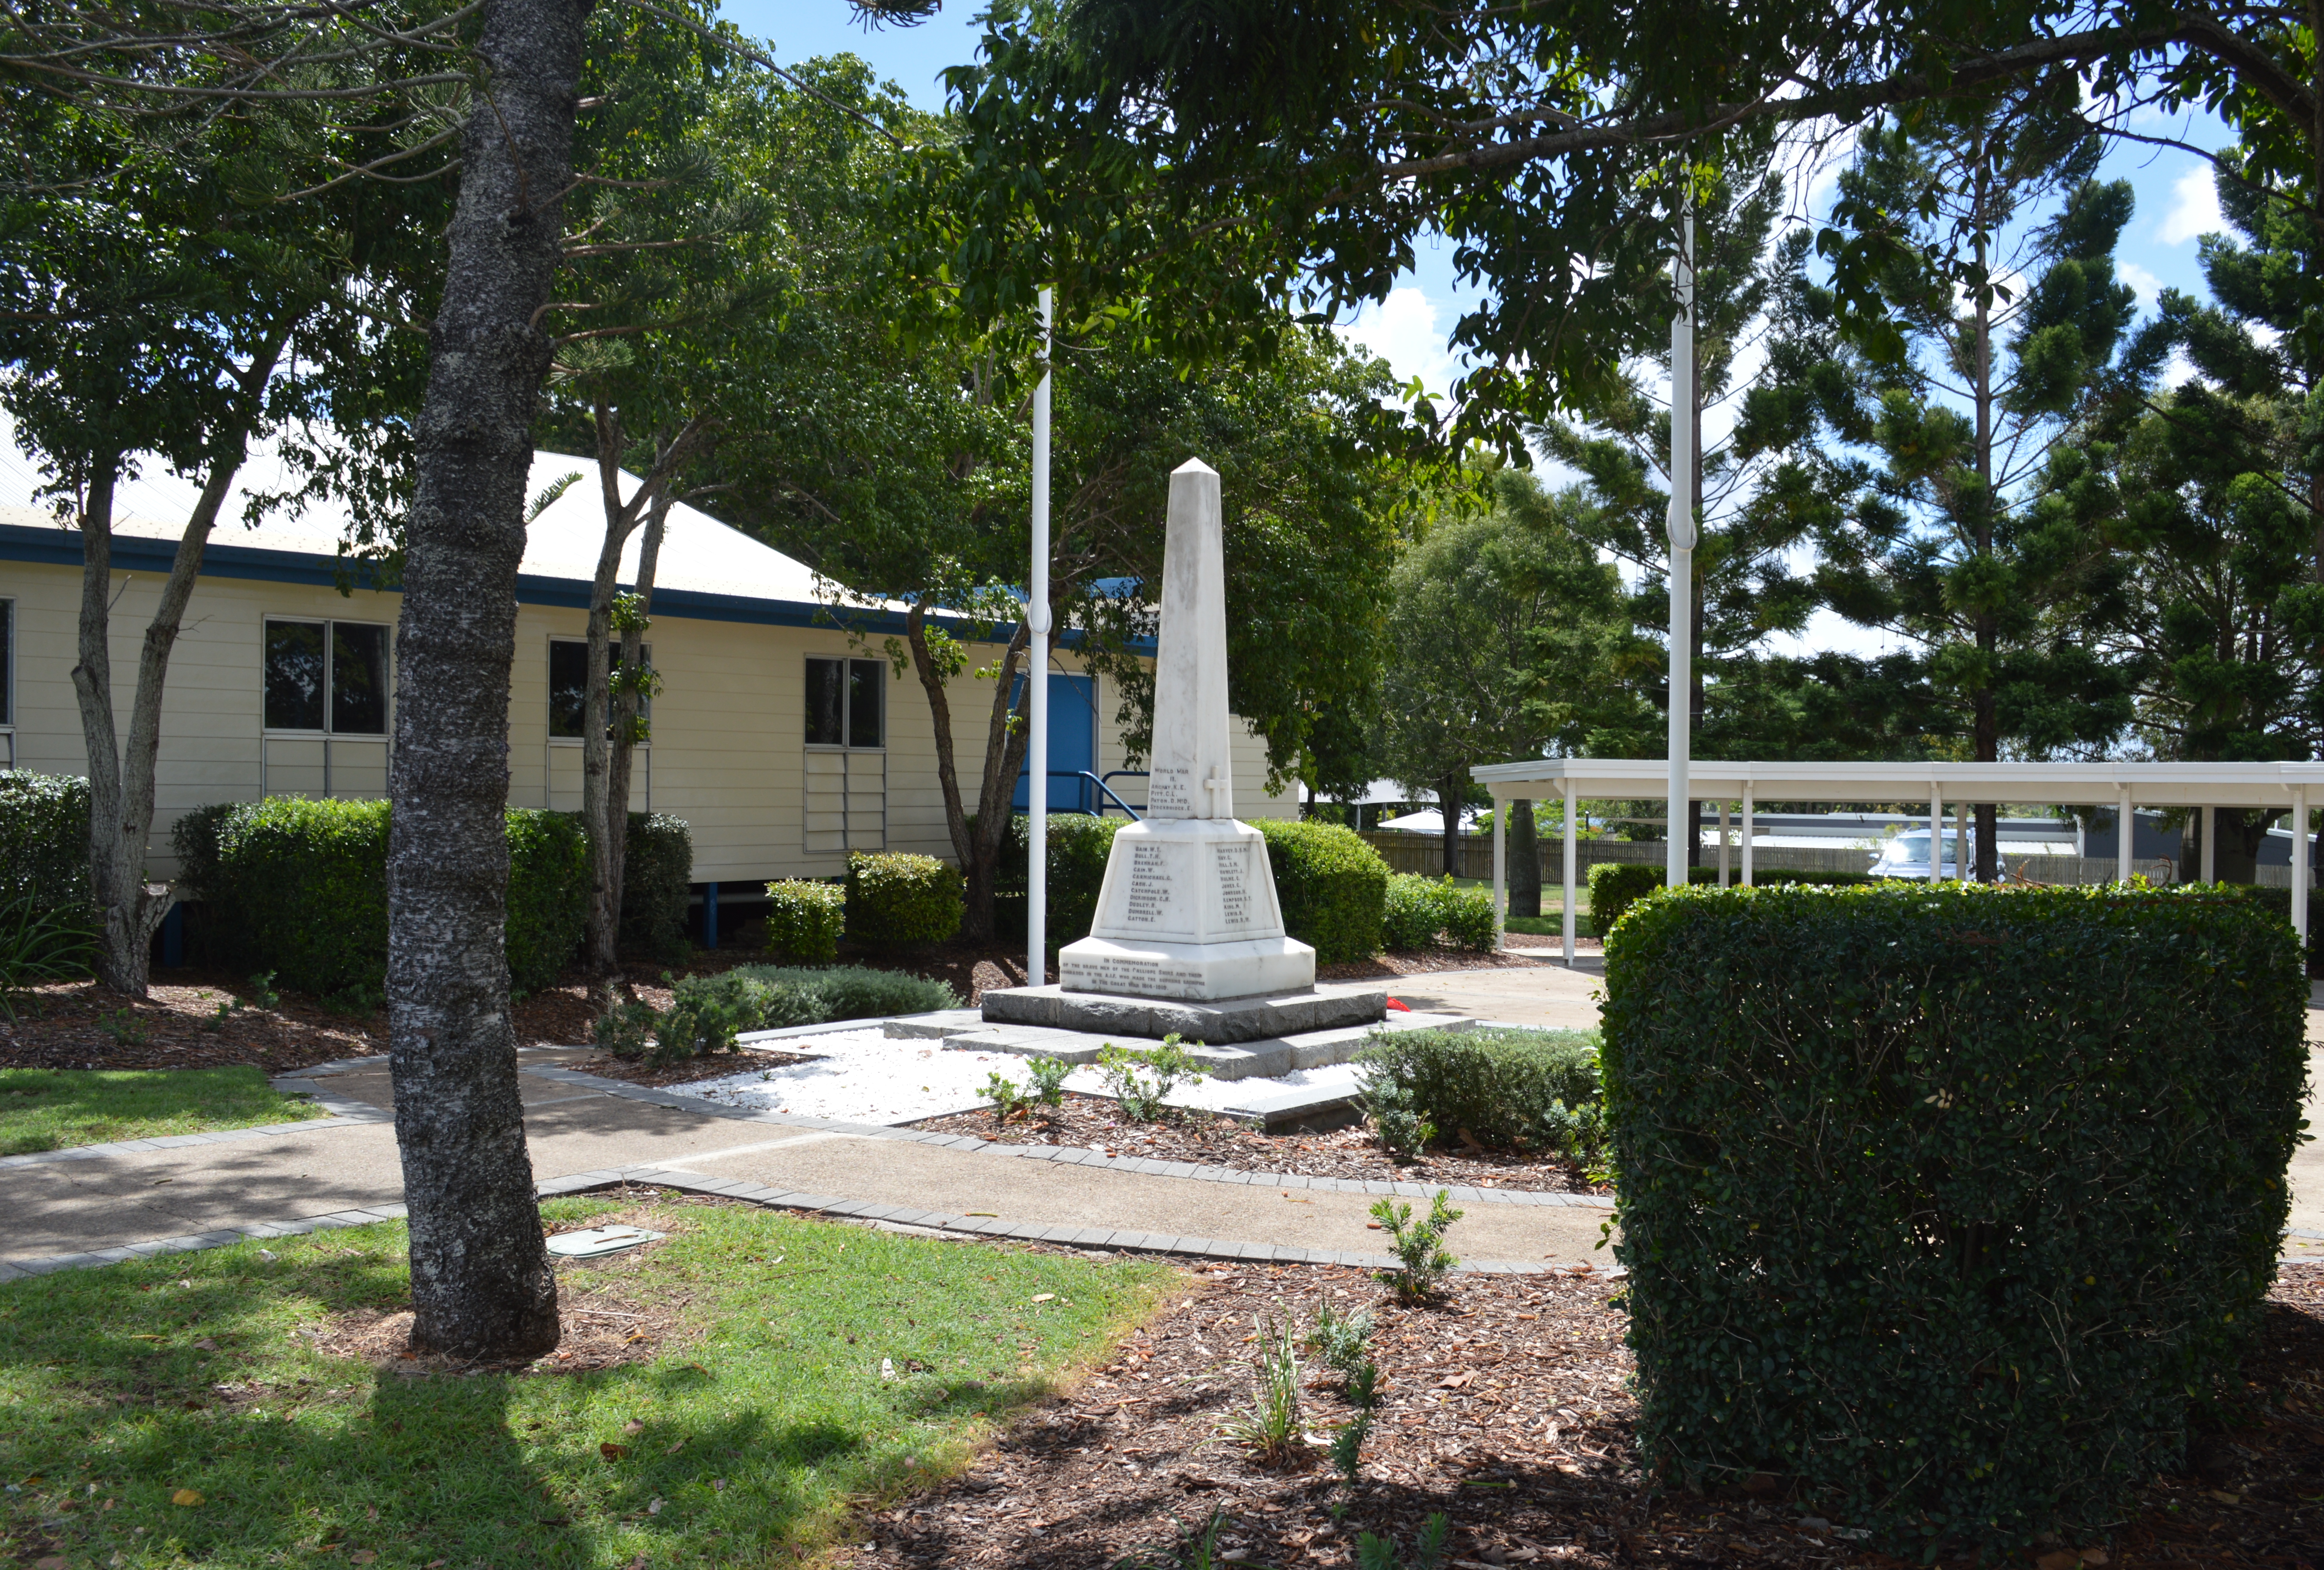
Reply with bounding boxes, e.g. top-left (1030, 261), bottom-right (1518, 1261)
top-left (0, 1043), bottom-right (1615, 1282)
top-left (5, 958), bottom-right (2318, 1279)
